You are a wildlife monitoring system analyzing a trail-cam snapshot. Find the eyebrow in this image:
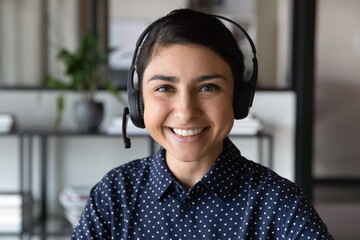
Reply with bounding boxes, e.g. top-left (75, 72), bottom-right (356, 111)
top-left (148, 75), bottom-right (178, 83)
top-left (147, 74), bottom-right (228, 83)
top-left (197, 74), bottom-right (228, 82)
